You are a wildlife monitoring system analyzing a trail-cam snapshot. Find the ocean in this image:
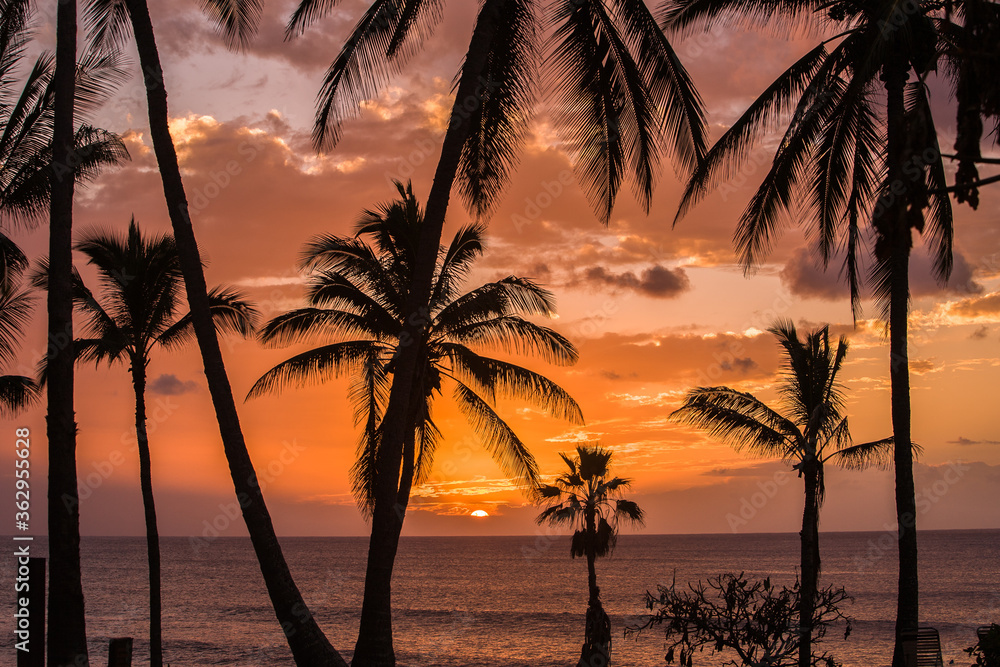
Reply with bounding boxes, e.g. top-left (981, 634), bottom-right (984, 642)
top-left (3, 530), bottom-right (998, 666)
